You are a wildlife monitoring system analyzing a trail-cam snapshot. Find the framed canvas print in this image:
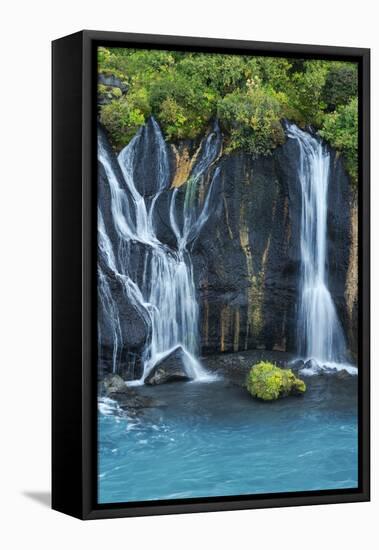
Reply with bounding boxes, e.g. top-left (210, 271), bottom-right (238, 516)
top-left (52, 30), bottom-right (370, 519)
